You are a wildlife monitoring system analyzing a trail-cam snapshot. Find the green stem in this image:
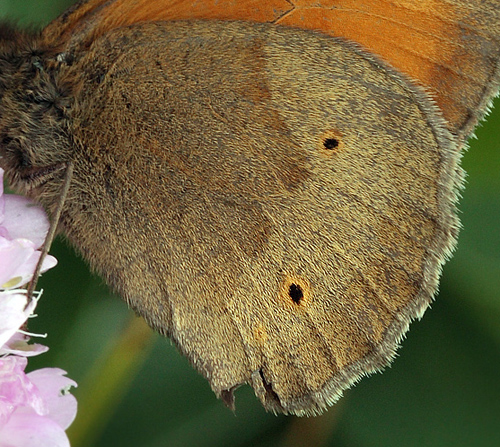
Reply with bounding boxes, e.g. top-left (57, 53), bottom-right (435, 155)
top-left (67, 315), bottom-right (156, 447)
